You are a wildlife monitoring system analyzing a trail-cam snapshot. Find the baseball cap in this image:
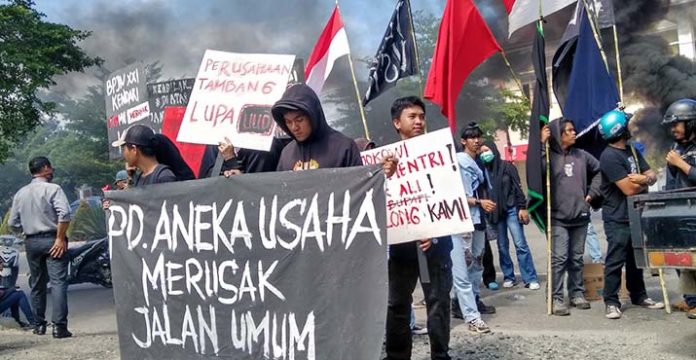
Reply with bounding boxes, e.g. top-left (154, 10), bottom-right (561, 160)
top-left (111, 124), bottom-right (156, 148)
top-left (114, 170), bottom-right (128, 183)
